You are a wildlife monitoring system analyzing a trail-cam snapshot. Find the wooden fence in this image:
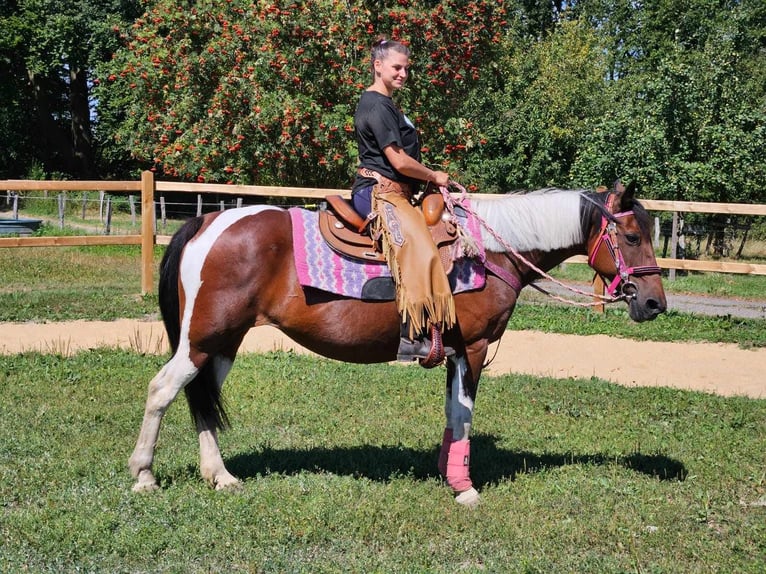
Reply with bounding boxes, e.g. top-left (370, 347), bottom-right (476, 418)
top-left (1, 171), bottom-right (765, 295)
